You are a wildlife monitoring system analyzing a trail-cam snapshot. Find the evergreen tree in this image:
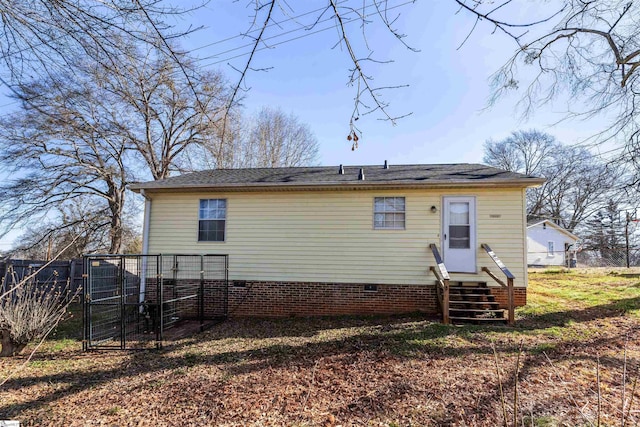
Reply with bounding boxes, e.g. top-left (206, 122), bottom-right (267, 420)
top-left (583, 201), bottom-right (625, 265)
